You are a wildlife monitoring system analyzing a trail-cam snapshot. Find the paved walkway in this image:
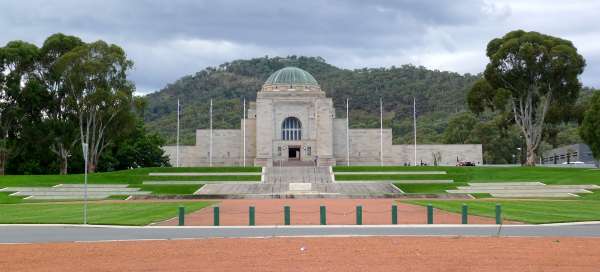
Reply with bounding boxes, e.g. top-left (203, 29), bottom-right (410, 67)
top-left (196, 167), bottom-right (402, 197)
top-left (3, 223), bottom-right (600, 244)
